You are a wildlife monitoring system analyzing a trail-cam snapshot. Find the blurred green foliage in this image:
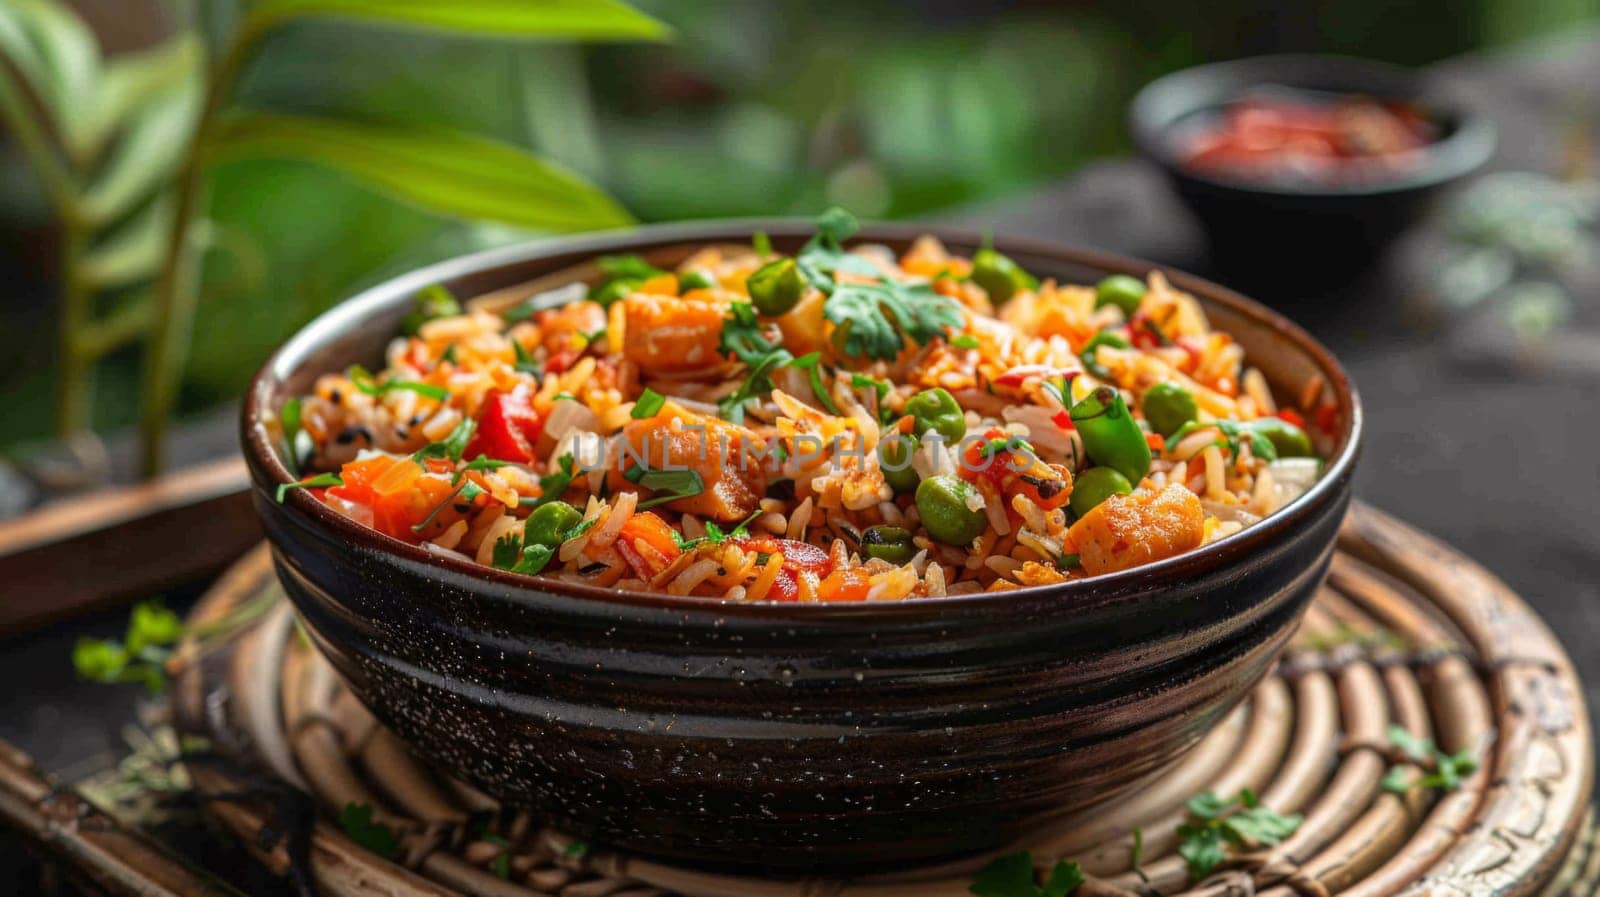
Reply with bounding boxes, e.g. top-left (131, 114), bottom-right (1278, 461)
top-left (2, 0), bottom-right (1597, 454)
